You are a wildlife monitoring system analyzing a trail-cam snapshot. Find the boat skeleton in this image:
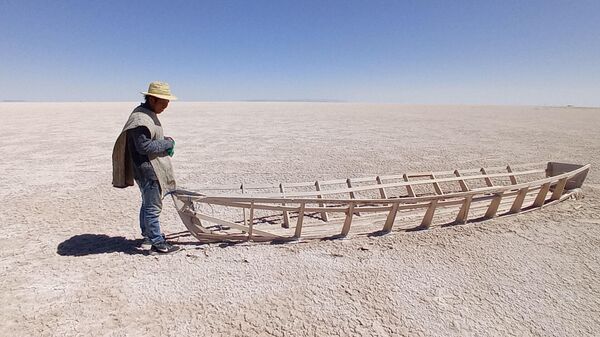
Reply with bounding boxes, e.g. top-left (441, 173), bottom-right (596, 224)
top-left (170, 162), bottom-right (590, 243)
